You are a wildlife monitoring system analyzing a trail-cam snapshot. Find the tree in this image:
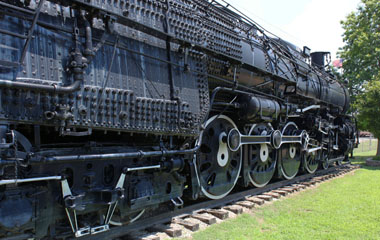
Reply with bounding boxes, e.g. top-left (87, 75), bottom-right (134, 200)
top-left (354, 80), bottom-right (380, 156)
top-left (339, 0), bottom-right (380, 98)
top-left (339, 0), bottom-right (380, 155)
